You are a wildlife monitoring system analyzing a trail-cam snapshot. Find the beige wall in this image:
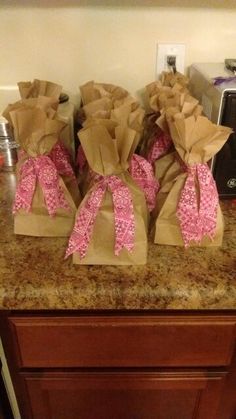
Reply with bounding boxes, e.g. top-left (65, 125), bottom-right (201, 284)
top-left (1, 1), bottom-right (236, 106)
